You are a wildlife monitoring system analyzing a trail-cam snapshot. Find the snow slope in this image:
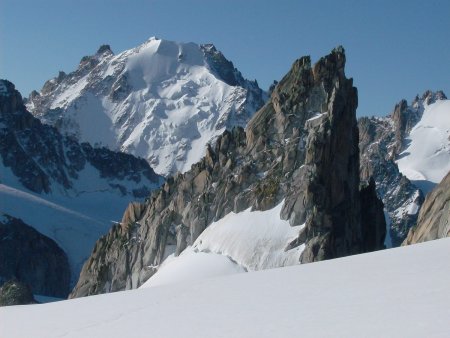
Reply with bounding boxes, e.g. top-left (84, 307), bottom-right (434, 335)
top-left (28, 38), bottom-right (265, 176)
top-left (1, 238), bottom-right (449, 338)
top-left (142, 247), bottom-right (246, 288)
top-left (397, 99), bottom-right (450, 192)
top-left (142, 202), bottom-right (305, 288)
